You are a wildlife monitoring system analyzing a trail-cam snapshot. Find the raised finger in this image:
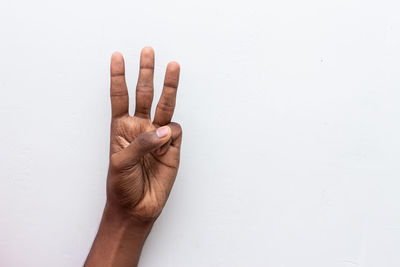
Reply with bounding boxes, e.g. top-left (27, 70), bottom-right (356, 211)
top-left (153, 61), bottom-right (180, 126)
top-left (134, 47), bottom-right (155, 119)
top-left (110, 52), bottom-right (129, 118)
